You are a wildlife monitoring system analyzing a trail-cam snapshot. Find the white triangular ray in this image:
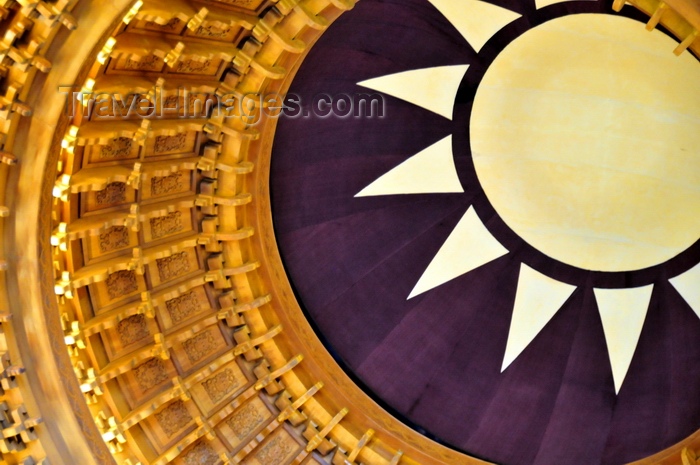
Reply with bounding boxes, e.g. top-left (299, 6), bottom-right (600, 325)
top-left (428, 0), bottom-right (521, 52)
top-left (594, 285), bottom-right (654, 394)
top-left (357, 65), bottom-right (468, 119)
top-left (501, 265), bottom-right (576, 372)
top-left (535, 0), bottom-right (595, 9)
top-left (670, 263), bottom-right (700, 319)
top-left (355, 136), bottom-right (463, 197)
top-left (408, 207), bottom-right (508, 299)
